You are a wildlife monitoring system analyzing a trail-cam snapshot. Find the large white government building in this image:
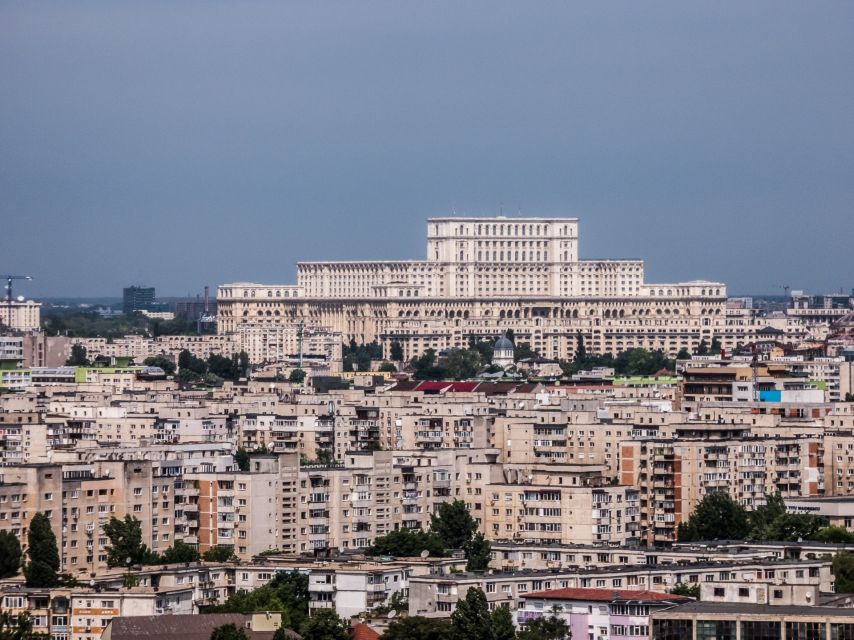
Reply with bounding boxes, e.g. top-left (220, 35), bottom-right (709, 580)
top-left (217, 217), bottom-right (728, 361)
